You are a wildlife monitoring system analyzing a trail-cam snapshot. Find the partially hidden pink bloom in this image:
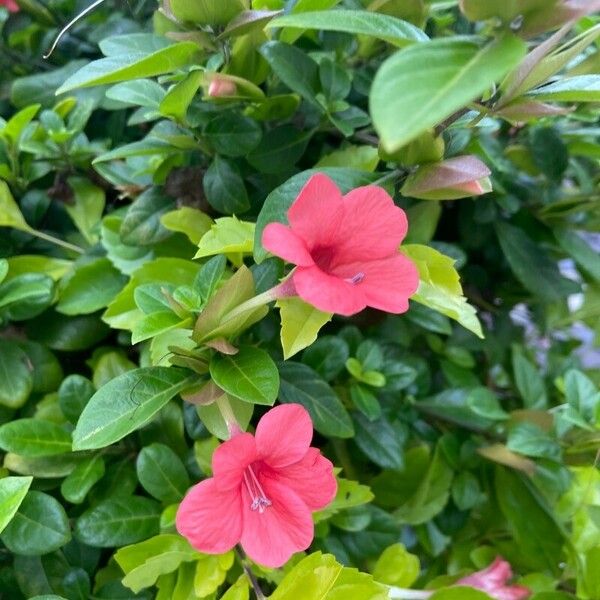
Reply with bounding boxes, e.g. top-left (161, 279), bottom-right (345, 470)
top-left (262, 173), bottom-right (419, 316)
top-left (0, 0), bottom-right (18, 12)
top-left (176, 403), bottom-right (337, 568)
top-left (208, 76), bottom-right (237, 98)
top-left (457, 557), bottom-right (531, 600)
